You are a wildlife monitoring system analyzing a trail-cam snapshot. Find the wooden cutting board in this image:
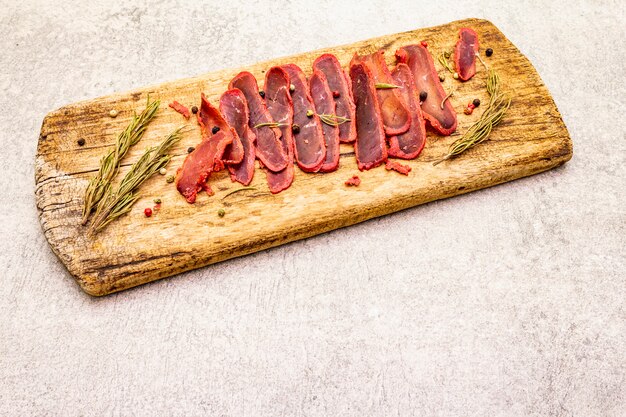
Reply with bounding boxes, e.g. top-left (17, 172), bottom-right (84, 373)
top-left (35, 18), bottom-right (572, 296)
